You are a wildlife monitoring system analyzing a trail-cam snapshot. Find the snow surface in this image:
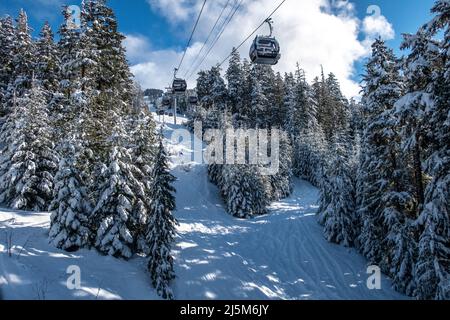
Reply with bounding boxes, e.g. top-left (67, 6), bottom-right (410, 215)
top-left (0, 112), bottom-right (407, 300)
top-left (0, 208), bottom-right (158, 300)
